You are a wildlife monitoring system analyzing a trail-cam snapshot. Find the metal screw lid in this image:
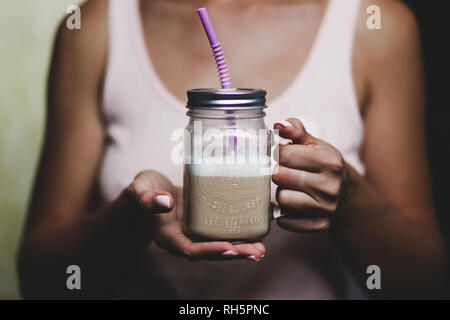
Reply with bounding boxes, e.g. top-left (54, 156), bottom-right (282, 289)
top-left (186, 88), bottom-right (267, 110)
